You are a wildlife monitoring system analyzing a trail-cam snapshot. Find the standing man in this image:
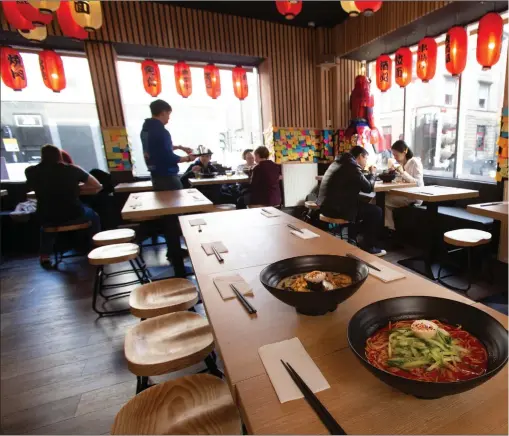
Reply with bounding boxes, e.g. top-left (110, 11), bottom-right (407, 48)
top-left (140, 99), bottom-right (194, 276)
